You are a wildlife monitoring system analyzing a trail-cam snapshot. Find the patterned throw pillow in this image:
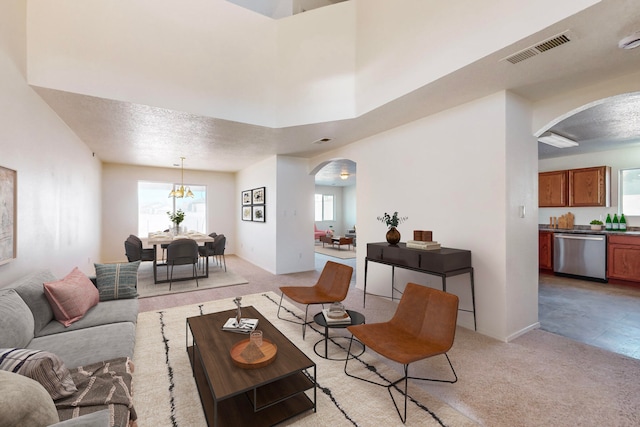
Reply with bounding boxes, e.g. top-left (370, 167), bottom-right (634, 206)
top-left (44, 267), bottom-right (100, 327)
top-left (0, 348), bottom-right (77, 400)
top-left (94, 261), bottom-right (140, 301)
